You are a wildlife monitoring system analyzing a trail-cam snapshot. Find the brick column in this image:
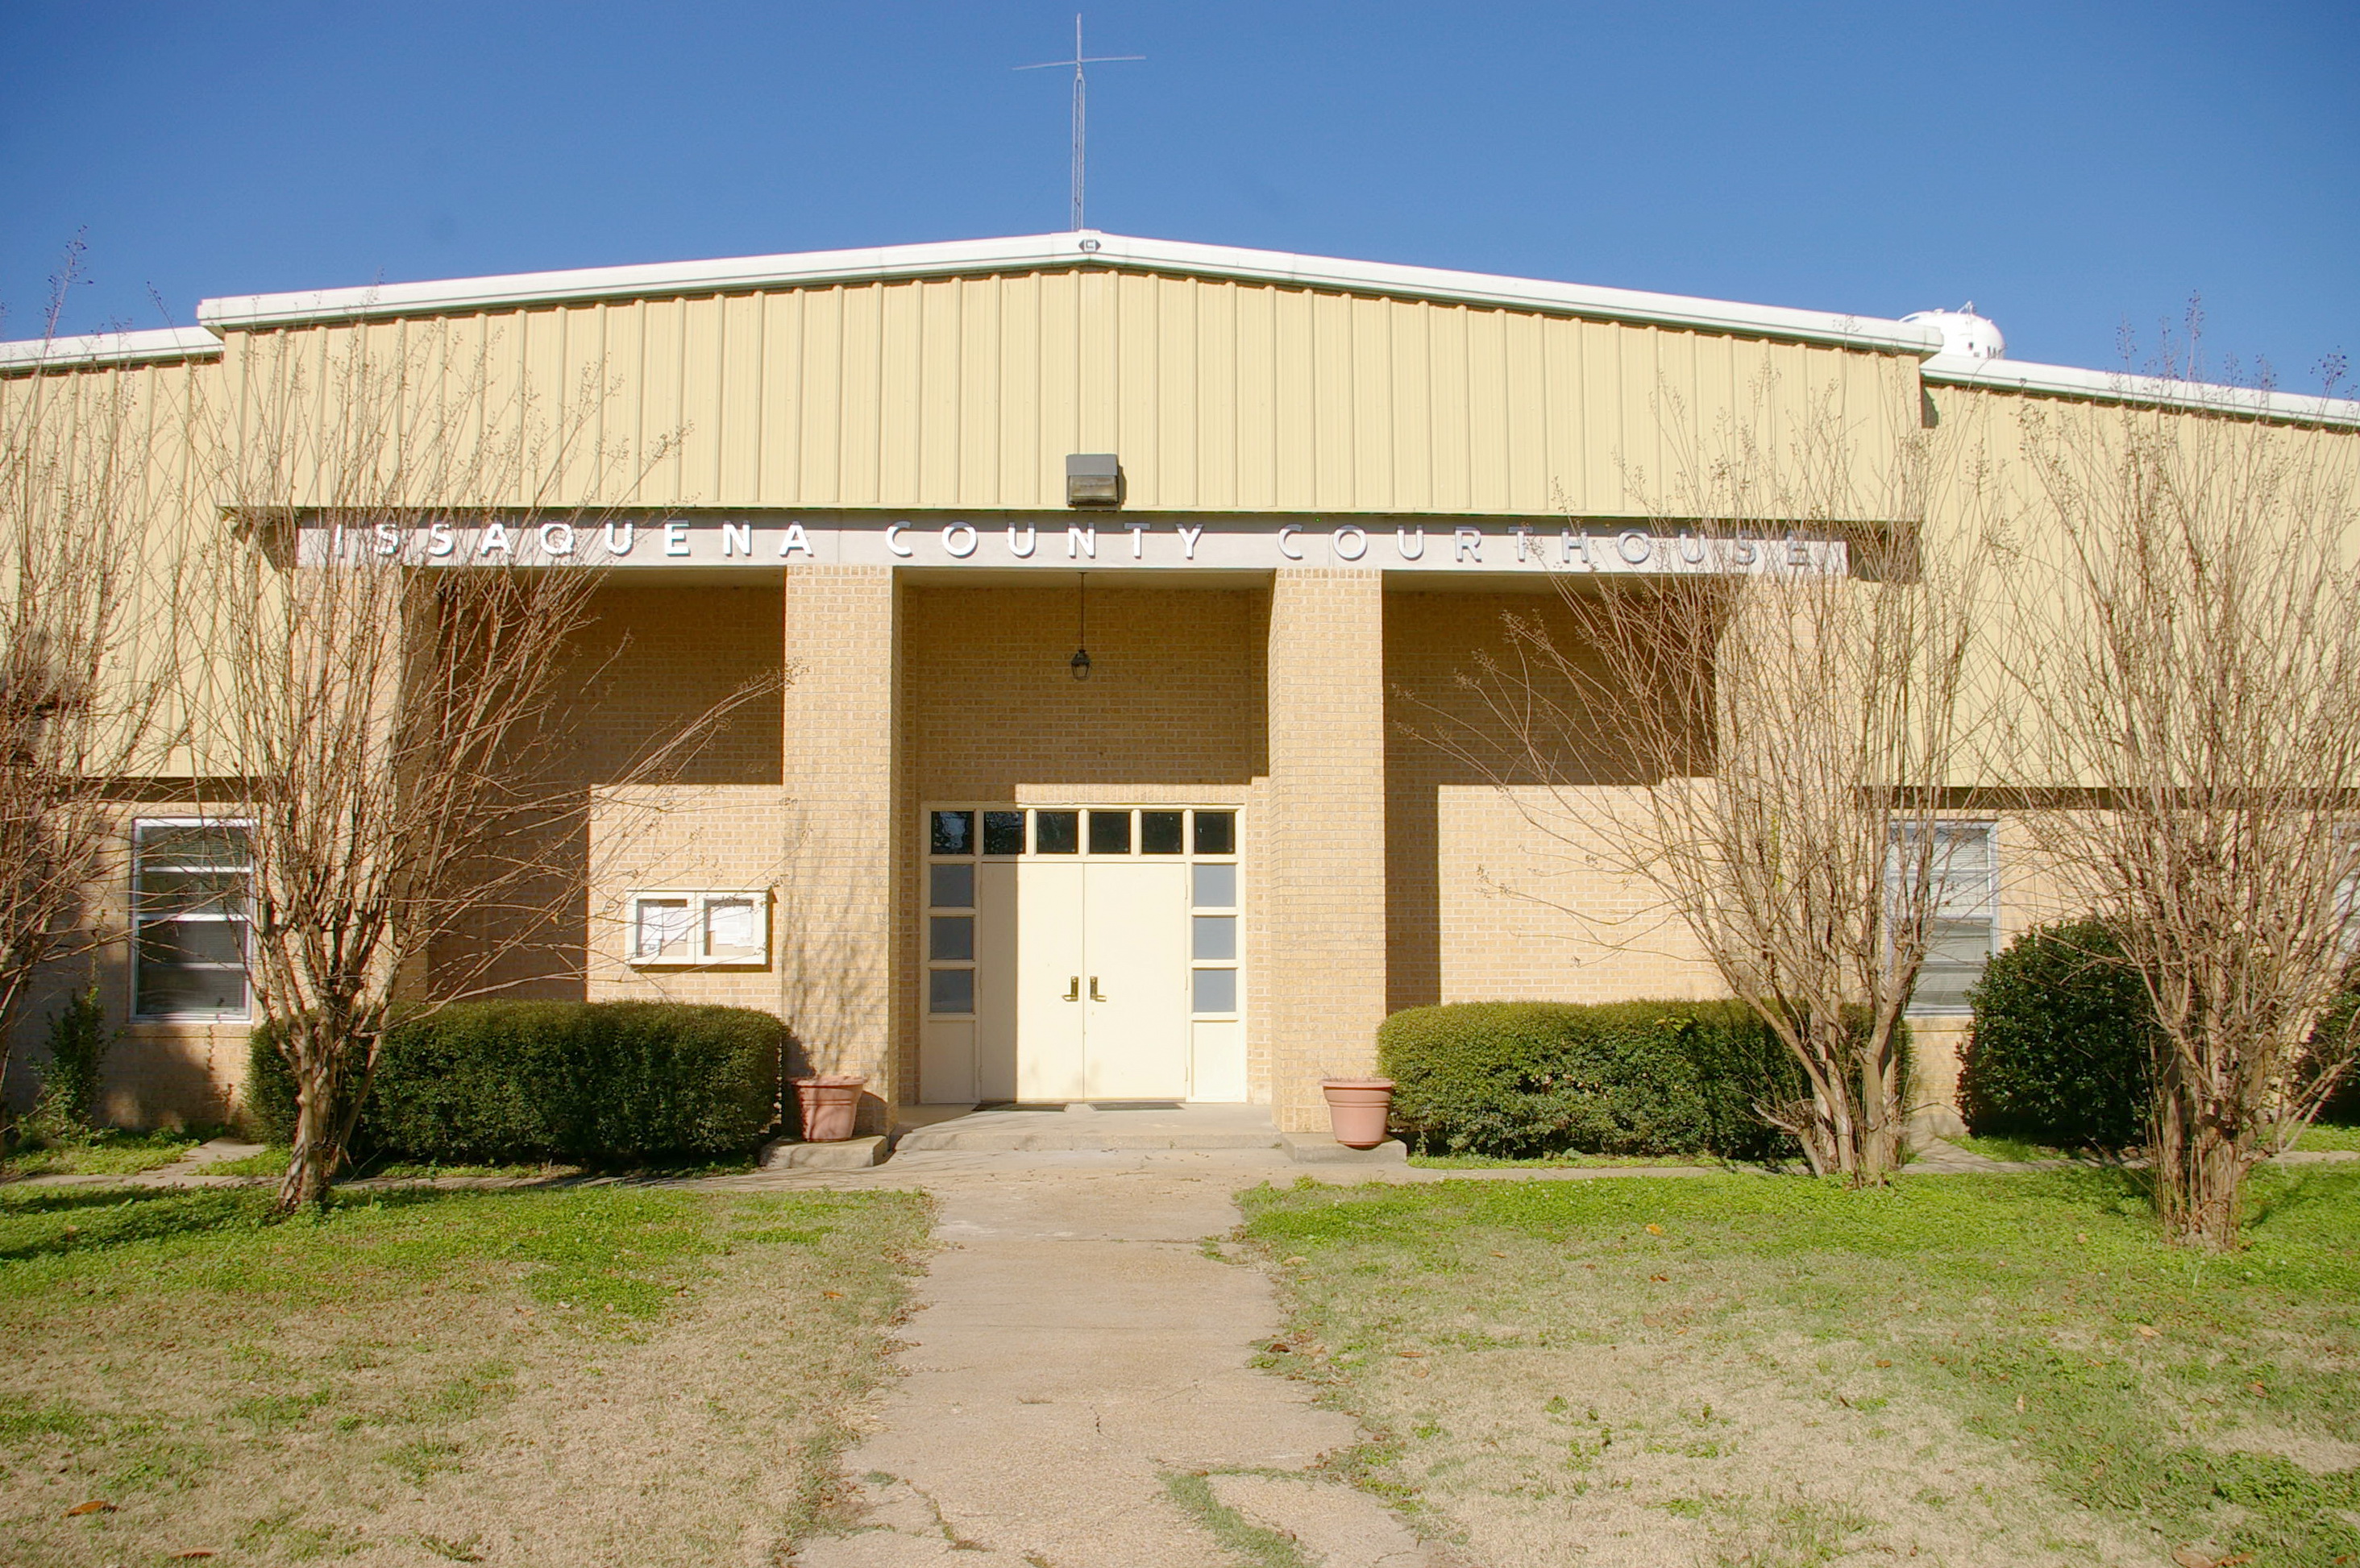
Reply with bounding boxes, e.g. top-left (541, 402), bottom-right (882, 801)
top-left (1264, 570), bottom-right (1389, 1133)
top-left (779, 566), bottom-right (901, 1130)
